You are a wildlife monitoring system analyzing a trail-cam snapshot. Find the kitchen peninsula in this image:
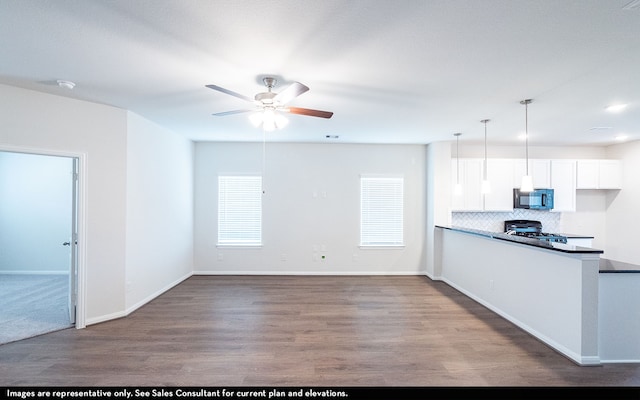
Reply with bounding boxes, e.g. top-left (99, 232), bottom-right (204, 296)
top-left (434, 225), bottom-right (603, 365)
